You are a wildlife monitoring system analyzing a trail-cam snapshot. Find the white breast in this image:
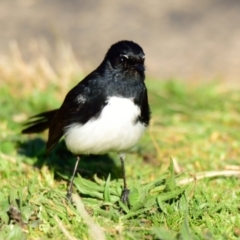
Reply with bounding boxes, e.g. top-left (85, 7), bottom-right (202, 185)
top-left (64, 97), bottom-right (146, 155)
